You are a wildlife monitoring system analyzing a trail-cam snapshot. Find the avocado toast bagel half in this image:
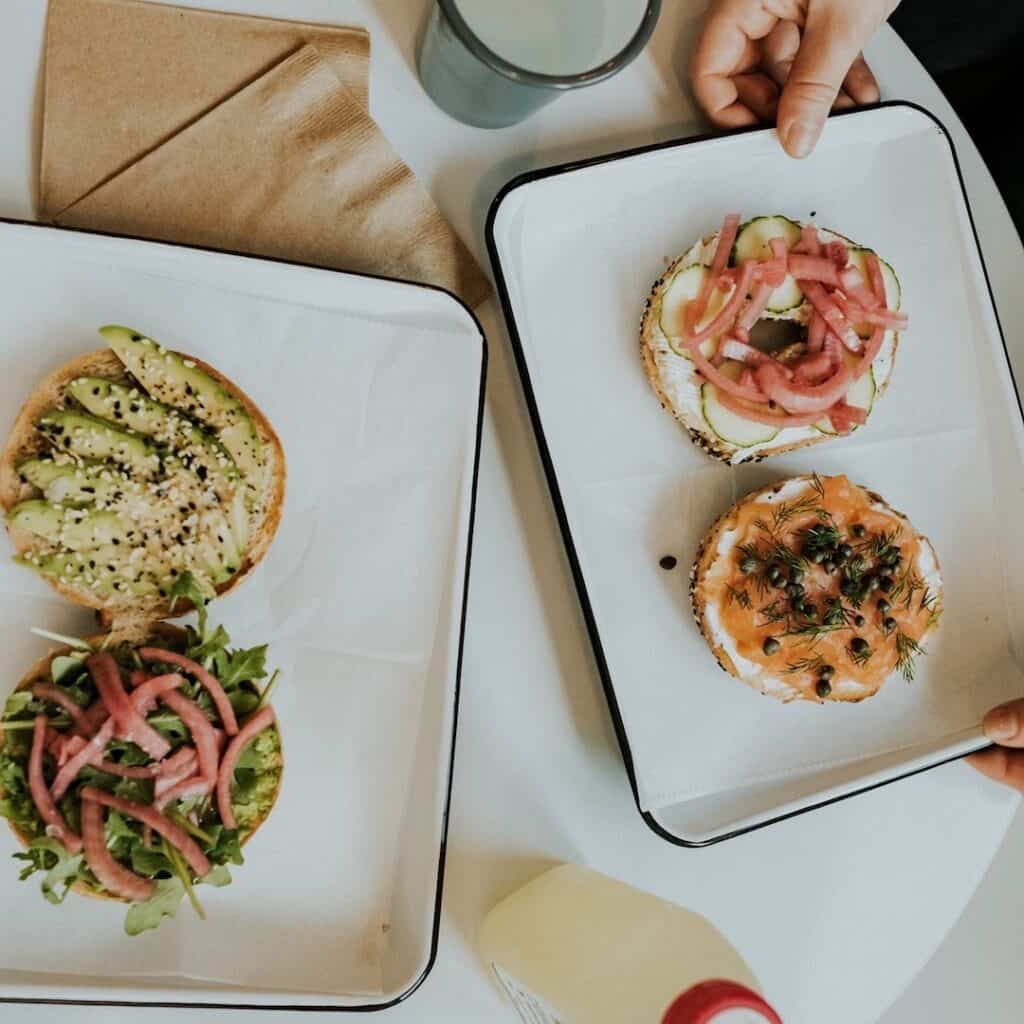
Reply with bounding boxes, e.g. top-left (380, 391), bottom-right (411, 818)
top-left (0, 327), bottom-right (285, 627)
top-left (641, 215), bottom-right (905, 464)
top-left (0, 590), bottom-right (283, 934)
top-left (690, 475), bottom-right (942, 704)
